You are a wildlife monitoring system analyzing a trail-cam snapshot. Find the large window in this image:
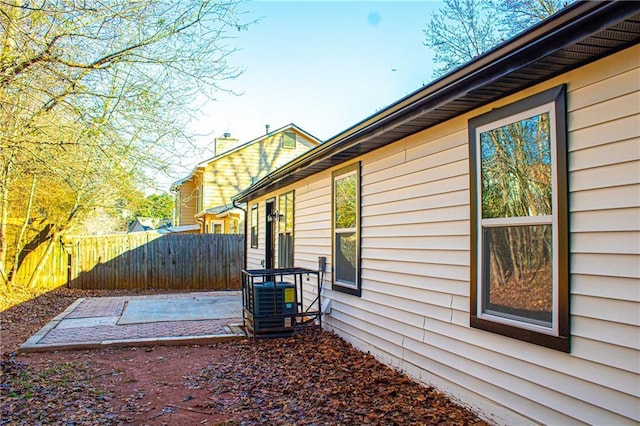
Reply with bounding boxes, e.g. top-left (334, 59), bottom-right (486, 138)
top-left (278, 191), bottom-right (294, 268)
top-left (250, 204), bottom-right (259, 248)
top-left (469, 85), bottom-right (569, 352)
top-left (332, 162), bottom-right (361, 296)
